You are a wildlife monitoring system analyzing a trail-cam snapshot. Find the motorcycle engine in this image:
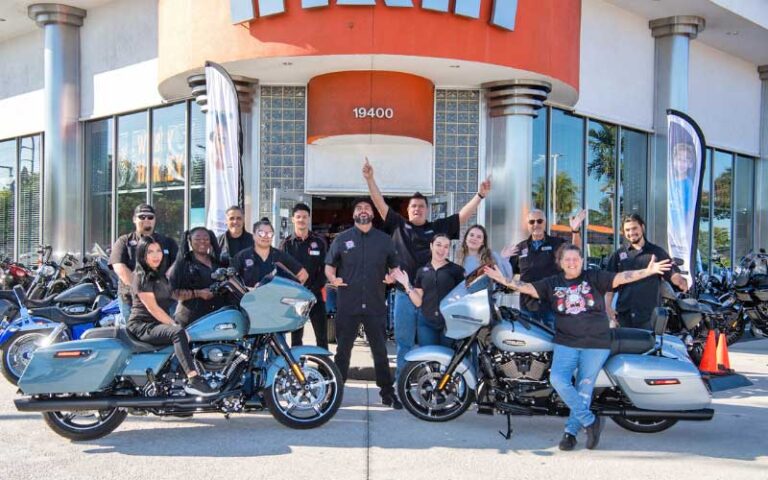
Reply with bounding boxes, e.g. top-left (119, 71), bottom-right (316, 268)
top-left (194, 343), bottom-right (237, 373)
top-left (495, 351), bottom-right (550, 382)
